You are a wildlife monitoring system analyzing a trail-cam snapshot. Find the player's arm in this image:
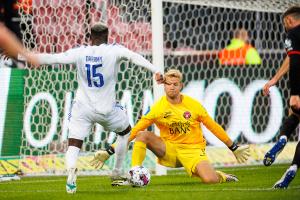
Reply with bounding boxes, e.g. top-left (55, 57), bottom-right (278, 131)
top-left (199, 108), bottom-right (250, 163)
top-left (116, 45), bottom-right (164, 84)
top-left (200, 114), bottom-right (232, 146)
top-left (0, 23), bottom-right (39, 65)
top-left (34, 48), bottom-right (79, 65)
top-left (263, 56), bottom-right (289, 96)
